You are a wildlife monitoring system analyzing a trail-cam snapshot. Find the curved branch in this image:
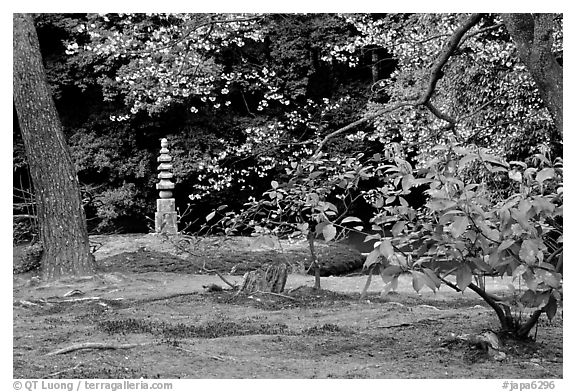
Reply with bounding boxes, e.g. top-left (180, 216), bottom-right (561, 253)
top-left (312, 13), bottom-right (483, 157)
top-left (417, 13), bottom-right (483, 105)
top-left (424, 101), bottom-right (456, 132)
top-left (312, 101), bottom-right (413, 156)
